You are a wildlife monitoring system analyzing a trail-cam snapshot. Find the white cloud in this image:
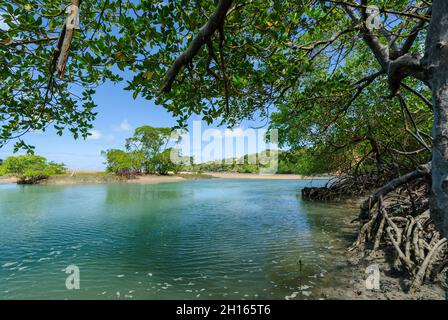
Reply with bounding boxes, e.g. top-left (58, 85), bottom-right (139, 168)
top-left (87, 130), bottom-right (115, 143)
top-left (113, 119), bottom-right (132, 132)
top-left (87, 129), bottom-right (103, 140)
